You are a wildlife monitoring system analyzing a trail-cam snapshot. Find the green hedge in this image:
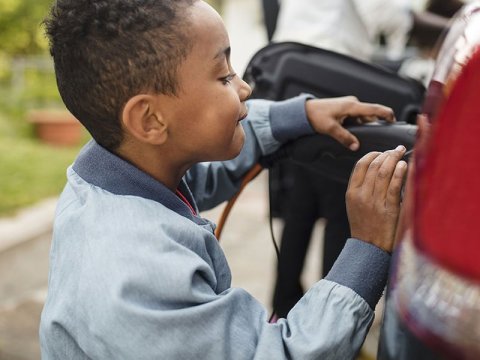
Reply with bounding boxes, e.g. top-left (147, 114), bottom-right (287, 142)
top-left (0, 57), bottom-right (83, 216)
top-left (0, 135), bottom-right (81, 215)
